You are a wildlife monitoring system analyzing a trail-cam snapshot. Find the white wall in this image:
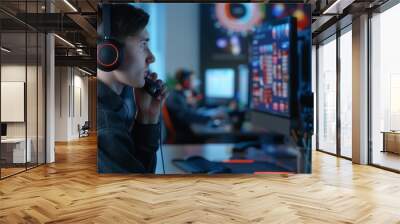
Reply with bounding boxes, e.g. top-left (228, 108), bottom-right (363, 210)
top-left (165, 4), bottom-right (200, 79)
top-left (55, 67), bottom-right (68, 141)
top-left (54, 67), bottom-right (89, 141)
top-left (1, 65), bottom-right (37, 137)
top-left (1, 63), bottom-right (46, 163)
top-left (1, 65), bottom-right (28, 142)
